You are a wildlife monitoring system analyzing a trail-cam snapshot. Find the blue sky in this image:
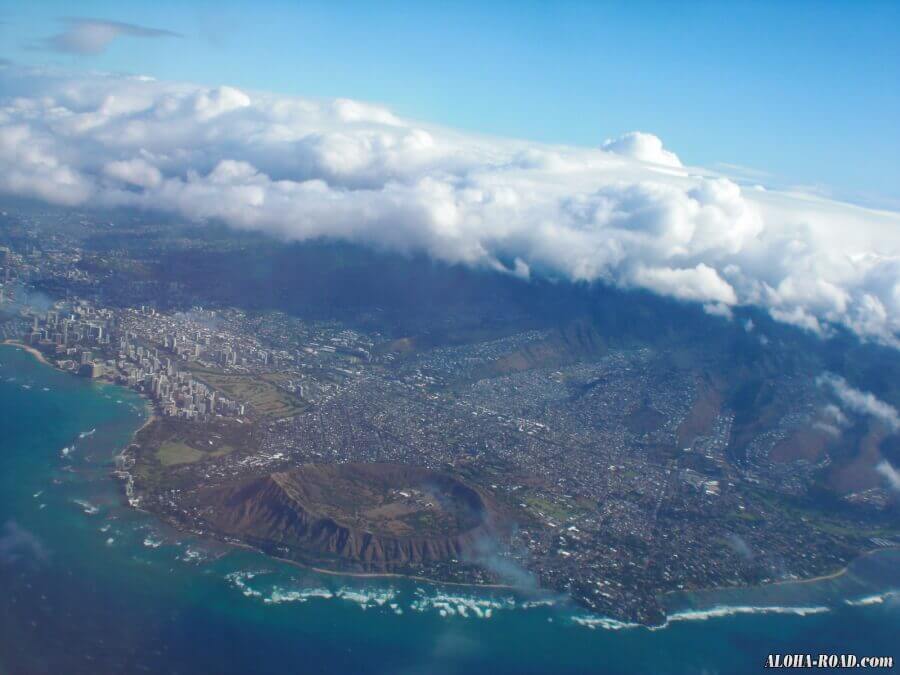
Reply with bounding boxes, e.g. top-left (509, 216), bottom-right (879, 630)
top-left (1, 0), bottom-right (898, 207)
